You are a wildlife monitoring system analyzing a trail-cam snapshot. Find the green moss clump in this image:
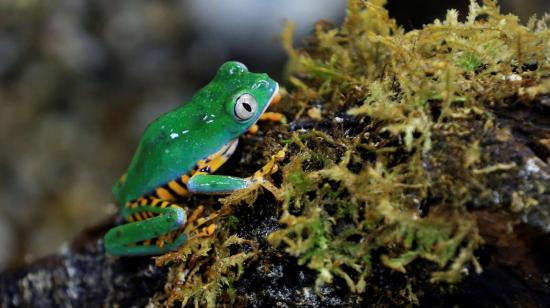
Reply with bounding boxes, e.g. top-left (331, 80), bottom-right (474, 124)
top-left (268, 0), bottom-right (549, 293)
